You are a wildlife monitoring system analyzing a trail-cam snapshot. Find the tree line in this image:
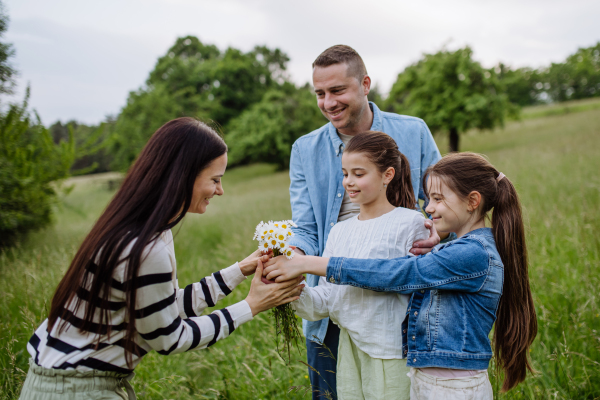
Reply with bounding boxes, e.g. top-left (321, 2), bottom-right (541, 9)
top-left (1, 0), bottom-right (599, 245)
top-left (61, 37), bottom-right (600, 173)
